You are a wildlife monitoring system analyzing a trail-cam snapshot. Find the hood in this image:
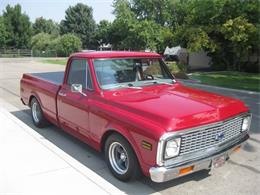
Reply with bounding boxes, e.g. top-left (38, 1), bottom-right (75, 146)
top-left (103, 83), bottom-right (248, 132)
